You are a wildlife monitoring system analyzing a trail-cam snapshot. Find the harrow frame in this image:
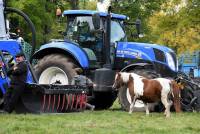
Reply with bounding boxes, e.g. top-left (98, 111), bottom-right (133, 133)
top-left (15, 83), bottom-right (92, 113)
